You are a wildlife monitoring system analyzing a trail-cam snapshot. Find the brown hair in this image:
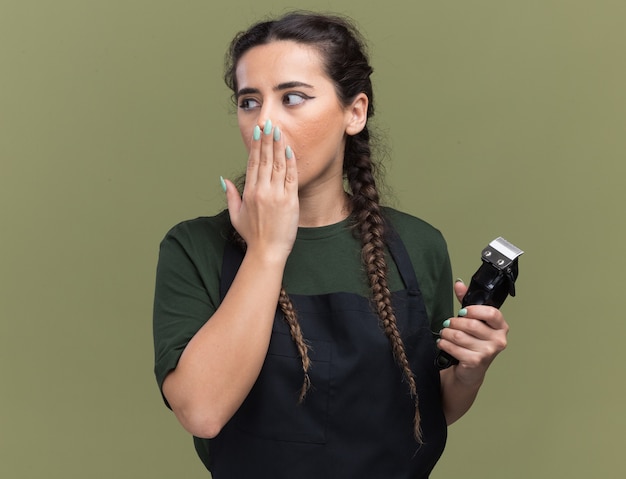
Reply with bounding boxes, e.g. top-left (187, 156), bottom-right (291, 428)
top-left (225, 12), bottom-right (422, 441)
